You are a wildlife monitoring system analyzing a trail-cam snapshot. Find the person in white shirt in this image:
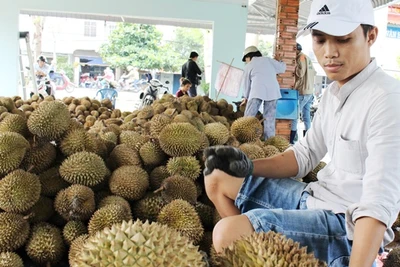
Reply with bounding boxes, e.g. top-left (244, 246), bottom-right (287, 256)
top-left (241, 46), bottom-right (286, 139)
top-left (34, 55), bottom-right (50, 78)
top-left (203, 0), bottom-right (400, 266)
